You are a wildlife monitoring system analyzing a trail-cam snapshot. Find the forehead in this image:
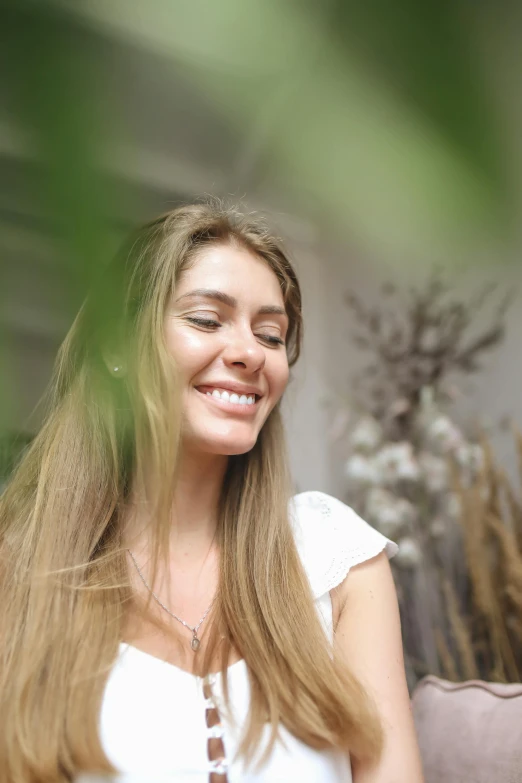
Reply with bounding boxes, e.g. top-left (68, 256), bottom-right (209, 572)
top-left (177, 243), bottom-right (284, 304)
